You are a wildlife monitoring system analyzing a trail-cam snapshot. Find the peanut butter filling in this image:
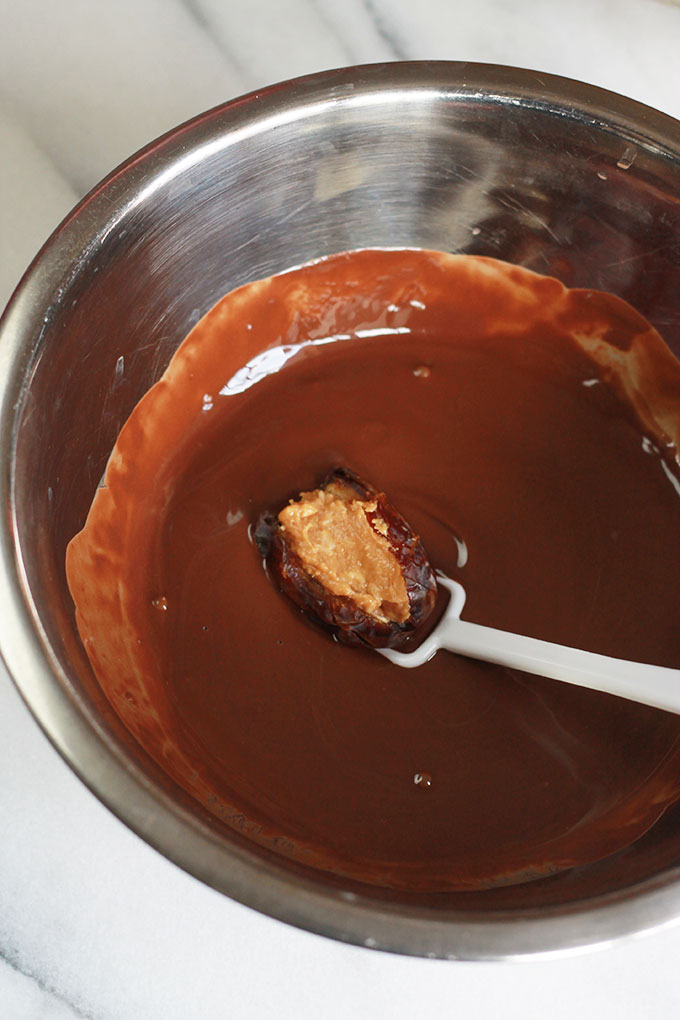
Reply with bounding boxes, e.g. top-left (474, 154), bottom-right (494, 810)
top-left (278, 488), bottom-right (410, 623)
